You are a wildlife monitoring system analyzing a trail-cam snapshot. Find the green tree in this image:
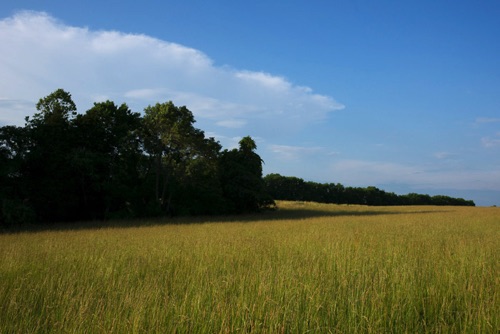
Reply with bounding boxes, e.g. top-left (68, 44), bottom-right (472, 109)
top-left (263, 174), bottom-right (307, 201)
top-left (22, 89), bottom-right (80, 222)
top-left (174, 135), bottom-right (226, 215)
top-left (72, 101), bottom-right (144, 219)
top-left (142, 101), bottom-right (220, 215)
top-left (0, 125), bottom-right (37, 227)
top-left (32, 89), bottom-right (77, 125)
top-left (219, 136), bottom-right (274, 213)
